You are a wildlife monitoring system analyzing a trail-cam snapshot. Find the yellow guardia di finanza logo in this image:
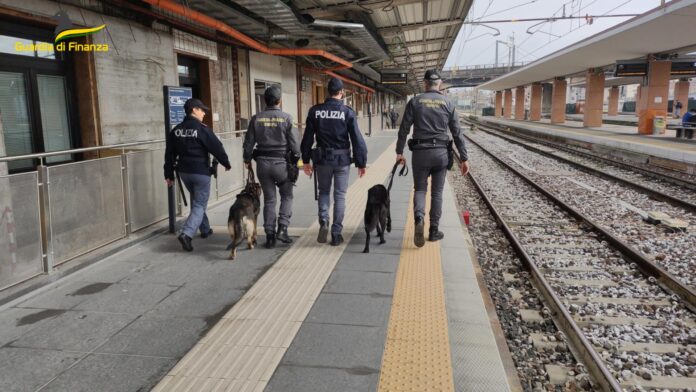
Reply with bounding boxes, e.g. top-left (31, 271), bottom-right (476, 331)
top-left (52, 11), bottom-right (108, 52)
